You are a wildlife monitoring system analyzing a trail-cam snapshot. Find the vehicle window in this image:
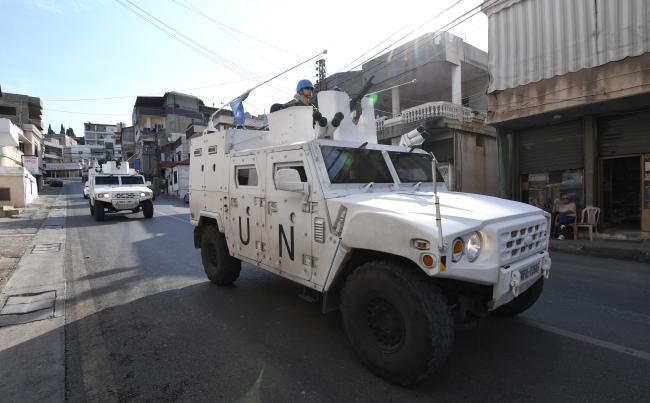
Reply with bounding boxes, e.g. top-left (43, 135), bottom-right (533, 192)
top-left (320, 146), bottom-right (393, 184)
top-left (388, 152), bottom-right (445, 183)
top-left (274, 164), bottom-right (307, 182)
top-left (236, 165), bottom-right (258, 186)
top-left (120, 176), bottom-right (145, 185)
top-left (94, 176), bottom-right (119, 185)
